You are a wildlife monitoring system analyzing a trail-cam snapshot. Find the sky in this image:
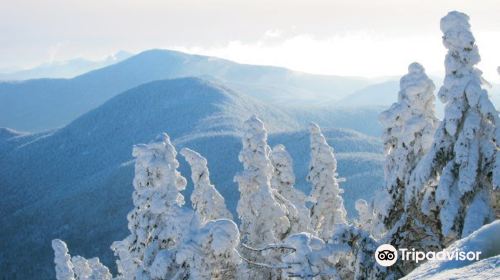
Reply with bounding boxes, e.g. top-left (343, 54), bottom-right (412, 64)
top-left (1, 0), bottom-right (499, 79)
